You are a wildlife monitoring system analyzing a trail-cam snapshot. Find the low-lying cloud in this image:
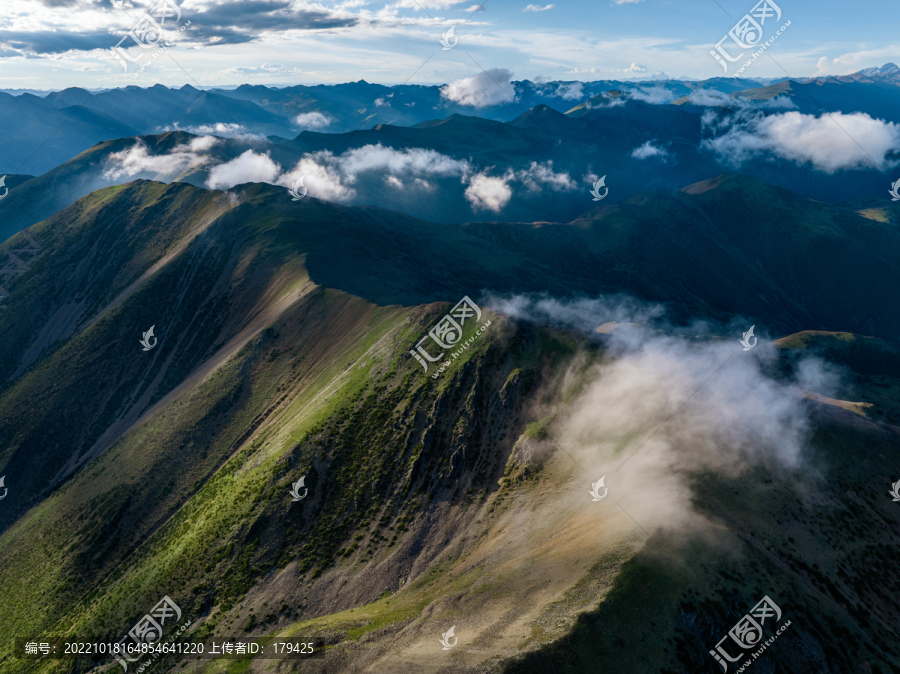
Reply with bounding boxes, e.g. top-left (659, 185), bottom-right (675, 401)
top-left (293, 112), bottom-right (334, 130)
top-left (206, 150), bottom-right (280, 190)
top-left (465, 174), bottom-right (513, 212)
top-left (487, 293), bottom-right (838, 536)
top-left (441, 68), bottom-right (517, 108)
top-left (631, 140), bottom-right (668, 160)
top-left (102, 136), bottom-right (575, 211)
top-left (102, 140), bottom-right (211, 181)
top-left (555, 82), bottom-right (584, 101)
top-left (702, 110), bottom-right (900, 172)
top-left (687, 89), bottom-right (796, 109)
top-left (628, 87), bottom-right (677, 105)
